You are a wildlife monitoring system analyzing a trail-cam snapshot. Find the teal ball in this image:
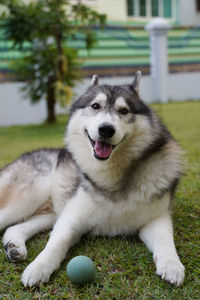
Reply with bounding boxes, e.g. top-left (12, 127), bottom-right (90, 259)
top-left (67, 255), bottom-right (96, 284)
